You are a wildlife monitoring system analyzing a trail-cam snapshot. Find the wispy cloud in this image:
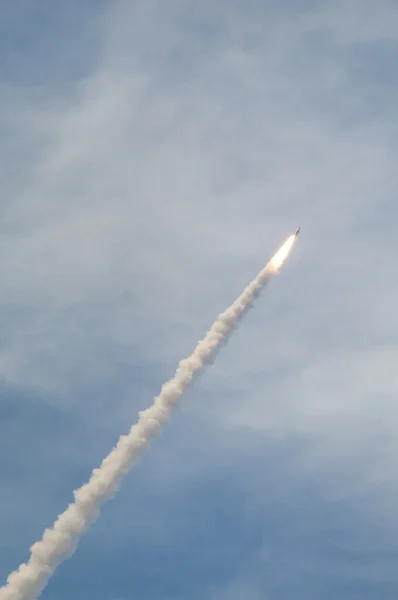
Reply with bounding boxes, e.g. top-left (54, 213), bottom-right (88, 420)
top-left (1, 1), bottom-right (398, 598)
